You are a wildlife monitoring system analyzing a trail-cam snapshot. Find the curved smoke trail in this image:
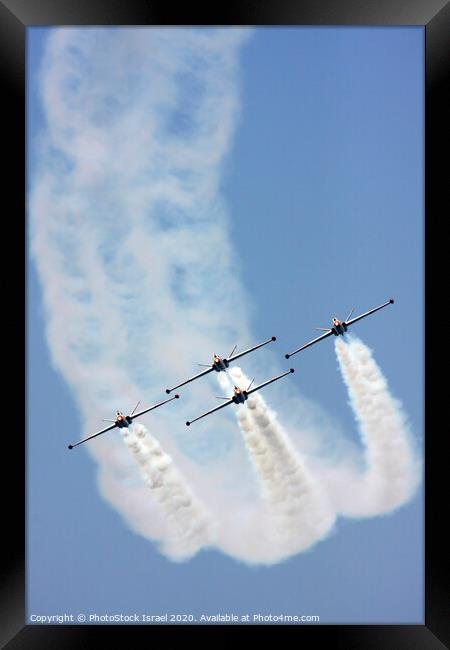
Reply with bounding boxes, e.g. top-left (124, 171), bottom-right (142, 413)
top-left (219, 368), bottom-right (335, 560)
top-left (30, 27), bottom-right (258, 560)
top-left (121, 423), bottom-right (213, 560)
top-left (333, 336), bottom-right (420, 517)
